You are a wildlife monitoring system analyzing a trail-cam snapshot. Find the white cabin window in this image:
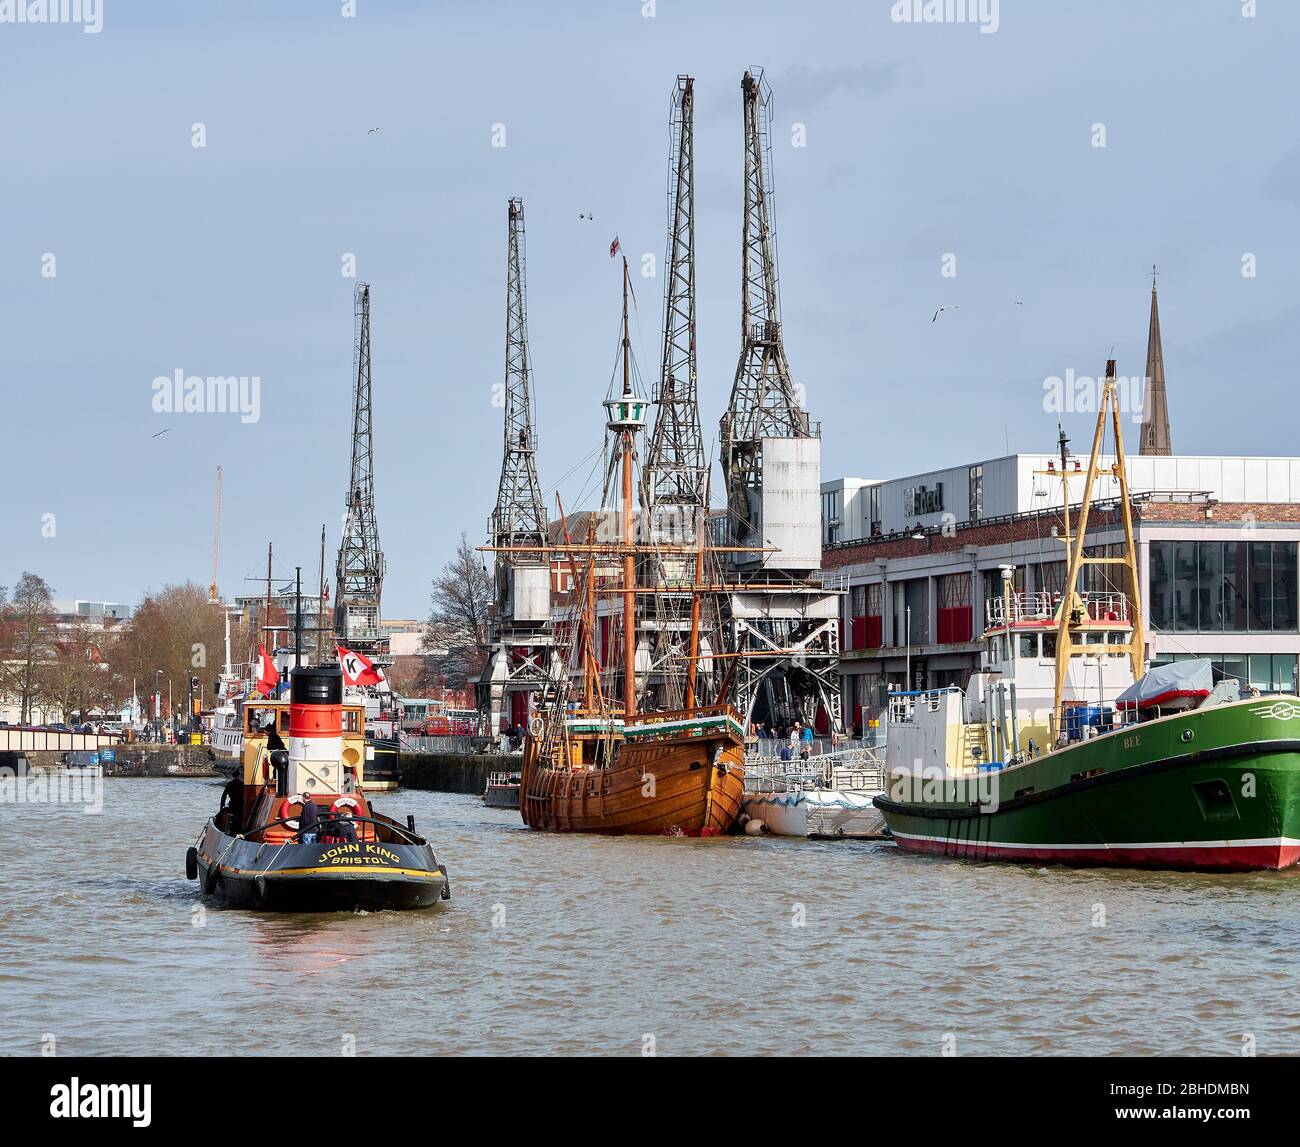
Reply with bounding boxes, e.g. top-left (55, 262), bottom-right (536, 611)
top-left (1042, 633), bottom-right (1058, 658)
top-left (1018, 634), bottom-right (1038, 658)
